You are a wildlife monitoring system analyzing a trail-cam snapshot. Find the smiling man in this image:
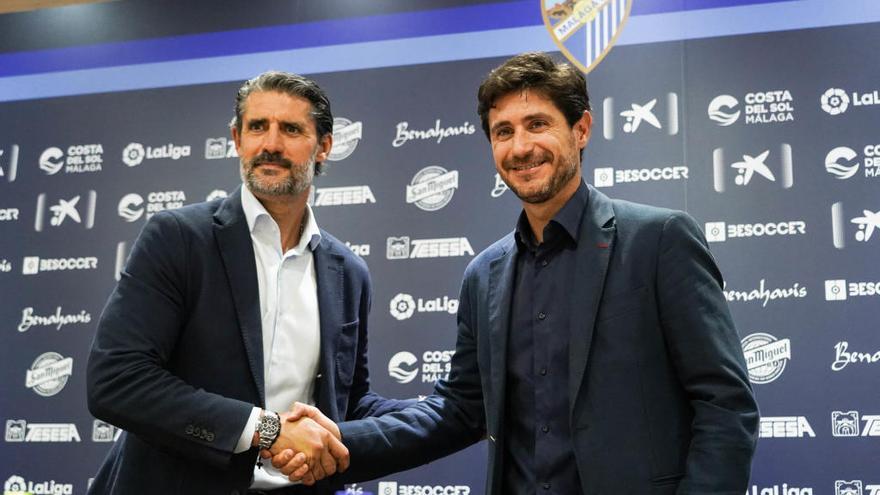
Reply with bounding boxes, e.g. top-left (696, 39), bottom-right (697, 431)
top-left (87, 71), bottom-right (410, 495)
top-left (277, 52), bottom-right (759, 494)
